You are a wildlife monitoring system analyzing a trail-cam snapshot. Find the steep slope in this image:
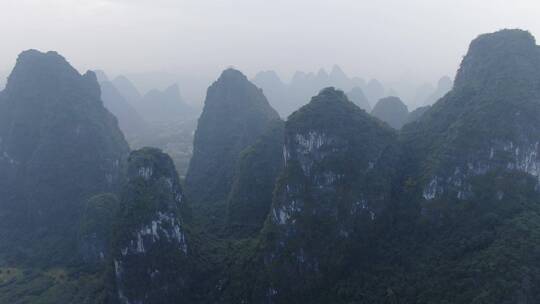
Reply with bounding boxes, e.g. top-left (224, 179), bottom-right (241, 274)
top-left (0, 50), bottom-right (130, 264)
top-left (423, 75), bottom-right (453, 105)
top-left (78, 193), bottom-right (120, 266)
top-left (406, 105), bottom-right (430, 124)
top-left (395, 28), bottom-right (540, 303)
top-left (221, 31), bottom-right (540, 303)
top-left (0, 70), bottom-right (6, 90)
top-left (225, 28), bottom-right (540, 304)
top-left (227, 119), bottom-right (285, 238)
top-left (371, 96), bottom-right (409, 129)
top-left (185, 68), bottom-right (280, 207)
top-left (112, 75), bottom-right (142, 105)
top-left (346, 86), bottom-right (371, 111)
top-left (255, 87), bottom-right (397, 302)
top-left (252, 71), bottom-right (289, 118)
top-left (4, 29), bottom-right (540, 304)
top-left (99, 79), bottom-right (148, 140)
top-left (93, 69), bottom-right (110, 83)
top-left (403, 29), bottom-right (540, 203)
top-left (112, 148), bottom-right (192, 303)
